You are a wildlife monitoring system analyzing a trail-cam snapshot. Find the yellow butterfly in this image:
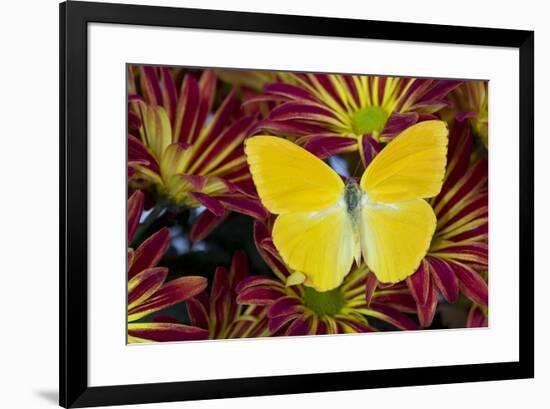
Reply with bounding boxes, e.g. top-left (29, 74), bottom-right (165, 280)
top-left (245, 120), bottom-right (448, 292)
